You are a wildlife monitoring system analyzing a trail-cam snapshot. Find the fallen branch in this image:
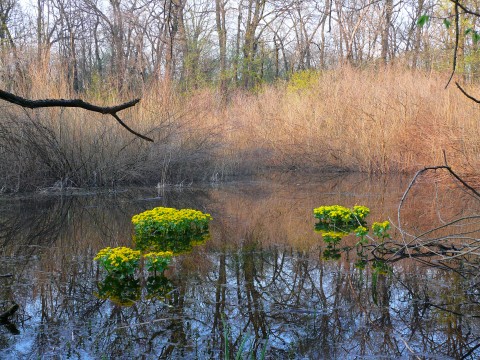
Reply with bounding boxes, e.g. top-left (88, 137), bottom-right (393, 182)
top-left (0, 89), bottom-right (153, 142)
